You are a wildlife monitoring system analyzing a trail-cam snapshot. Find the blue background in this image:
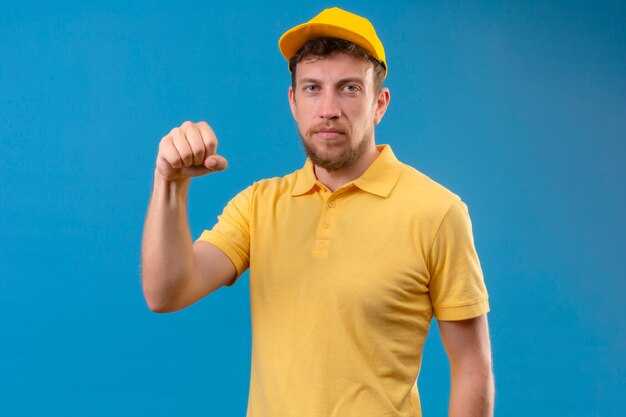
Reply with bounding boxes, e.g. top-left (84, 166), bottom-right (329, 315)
top-left (1, 1), bottom-right (624, 416)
